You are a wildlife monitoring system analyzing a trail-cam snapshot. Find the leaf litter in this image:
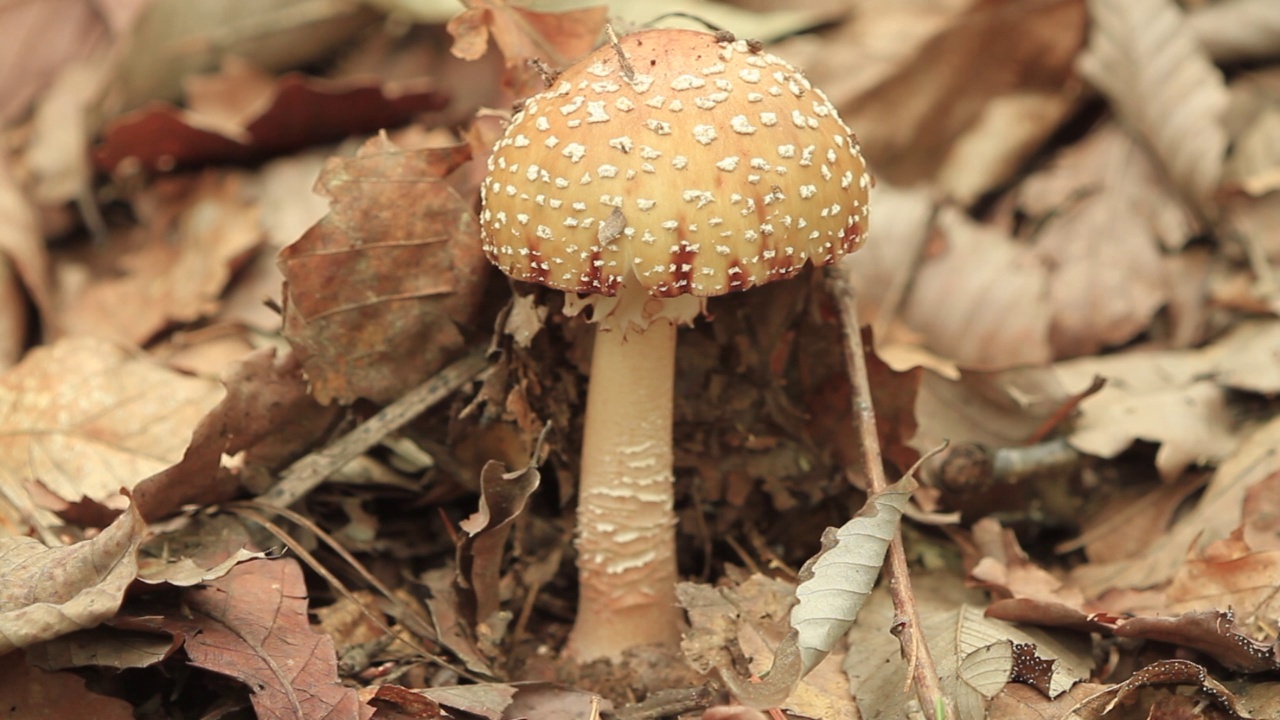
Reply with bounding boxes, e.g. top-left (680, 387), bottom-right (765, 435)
top-left (3, 0), bottom-right (1280, 718)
